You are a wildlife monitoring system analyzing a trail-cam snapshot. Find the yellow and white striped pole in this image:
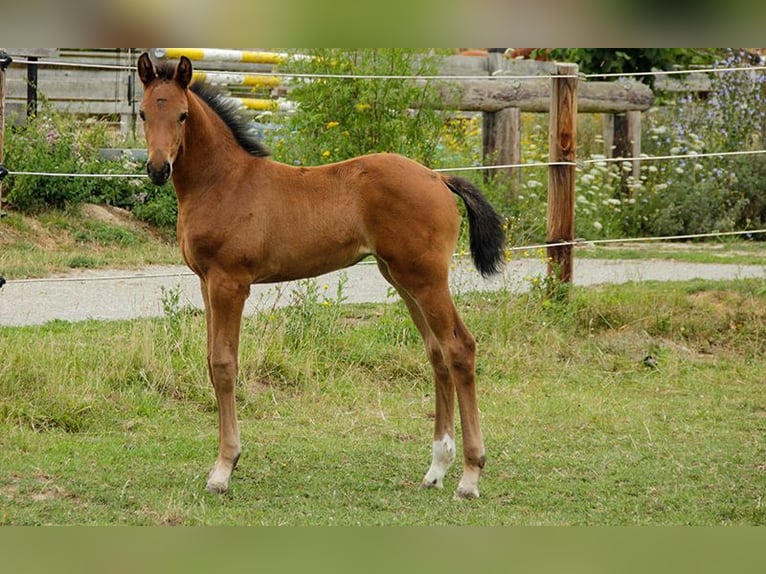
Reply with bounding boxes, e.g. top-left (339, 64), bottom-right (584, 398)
top-left (234, 97), bottom-right (295, 112)
top-left (154, 48), bottom-right (308, 65)
top-left (191, 71), bottom-right (281, 89)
